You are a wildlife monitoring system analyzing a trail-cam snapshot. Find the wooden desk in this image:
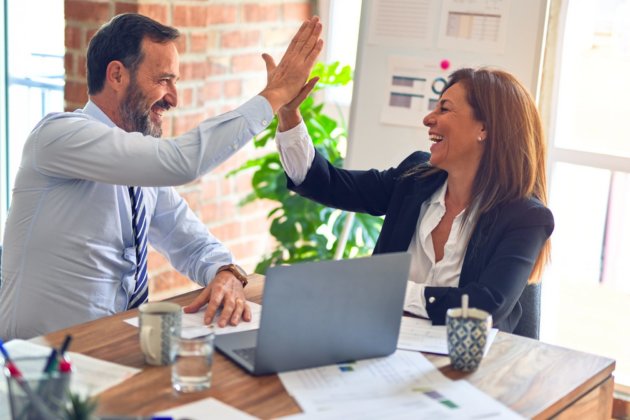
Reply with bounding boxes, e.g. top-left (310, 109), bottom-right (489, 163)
top-left (31, 275), bottom-right (615, 419)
